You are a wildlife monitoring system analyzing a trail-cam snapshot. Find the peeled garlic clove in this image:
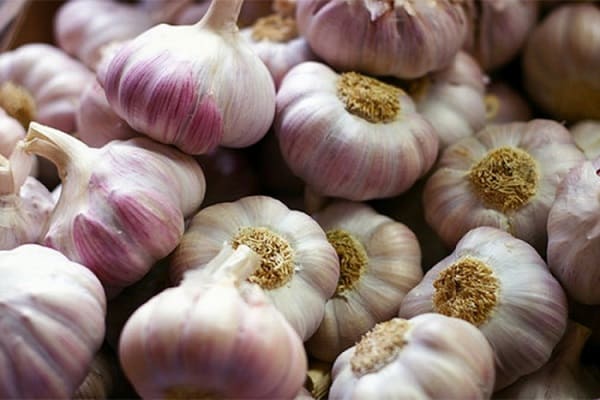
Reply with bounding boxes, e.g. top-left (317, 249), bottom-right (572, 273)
top-left (329, 313), bottom-right (495, 399)
top-left (275, 61), bottom-right (439, 201)
top-left (571, 120), bottom-right (600, 160)
top-left (423, 119), bottom-right (585, 252)
top-left (170, 195), bottom-right (339, 341)
top-left (120, 244), bottom-right (308, 399)
top-left (305, 201), bottom-right (423, 362)
top-left (0, 244), bottom-right (106, 399)
top-left (399, 226), bottom-right (568, 390)
top-left (0, 107), bottom-right (25, 157)
top-left (485, 81), bottom-right (533, 124)
top-left (23, 122), bottom-right (206, 295)
top-left (297, 0), bottom-right (468, 79)
top-left (99, 0), bottom-right (276, 155)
